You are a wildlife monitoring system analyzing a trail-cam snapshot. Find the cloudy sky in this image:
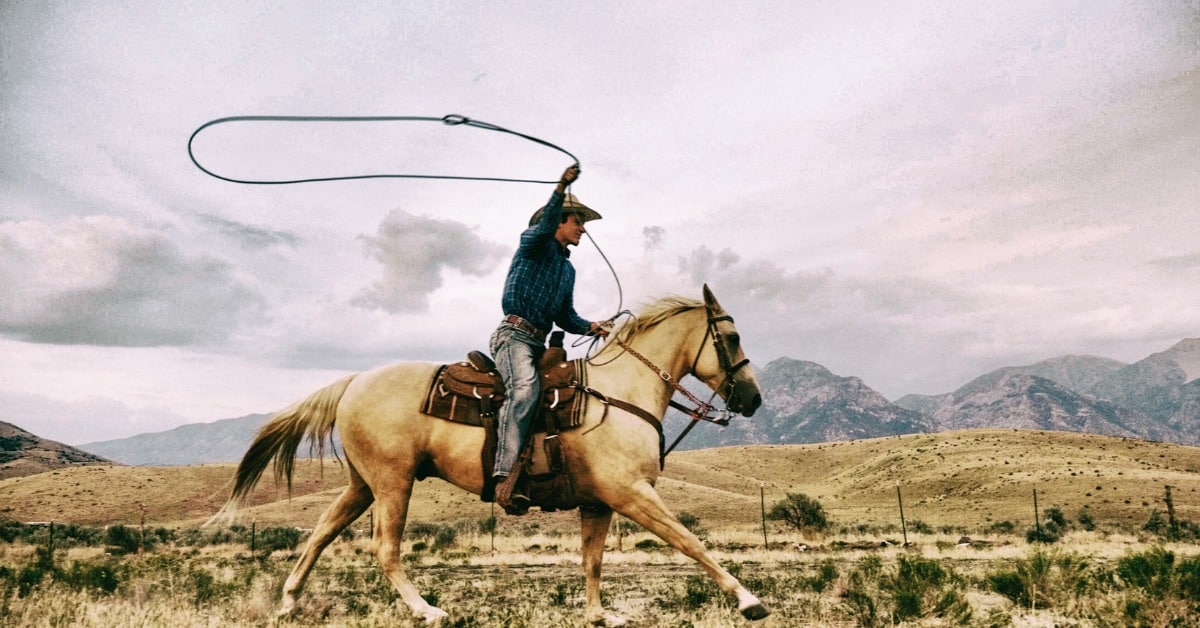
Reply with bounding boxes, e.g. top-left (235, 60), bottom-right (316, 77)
top-left (2, 1), bottom-right (1197, 445)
